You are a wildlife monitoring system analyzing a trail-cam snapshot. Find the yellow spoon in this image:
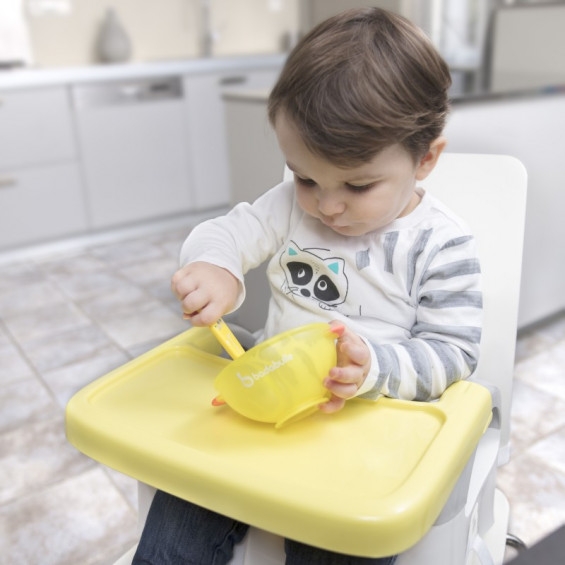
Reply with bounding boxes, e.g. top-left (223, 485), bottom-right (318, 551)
top-left (209, 318), bottom-right (246, 360)
top-left (209, 318), bottom-right (246, 406)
